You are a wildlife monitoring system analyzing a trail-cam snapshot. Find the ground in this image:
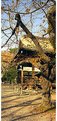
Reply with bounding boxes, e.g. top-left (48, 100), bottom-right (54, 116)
top-left (1, 84), bottom-right (56, 121)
